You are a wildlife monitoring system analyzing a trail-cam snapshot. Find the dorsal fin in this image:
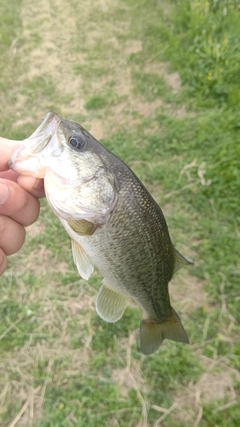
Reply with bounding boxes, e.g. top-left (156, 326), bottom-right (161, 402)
top-left (174, 248), bottom-right (194, 274)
